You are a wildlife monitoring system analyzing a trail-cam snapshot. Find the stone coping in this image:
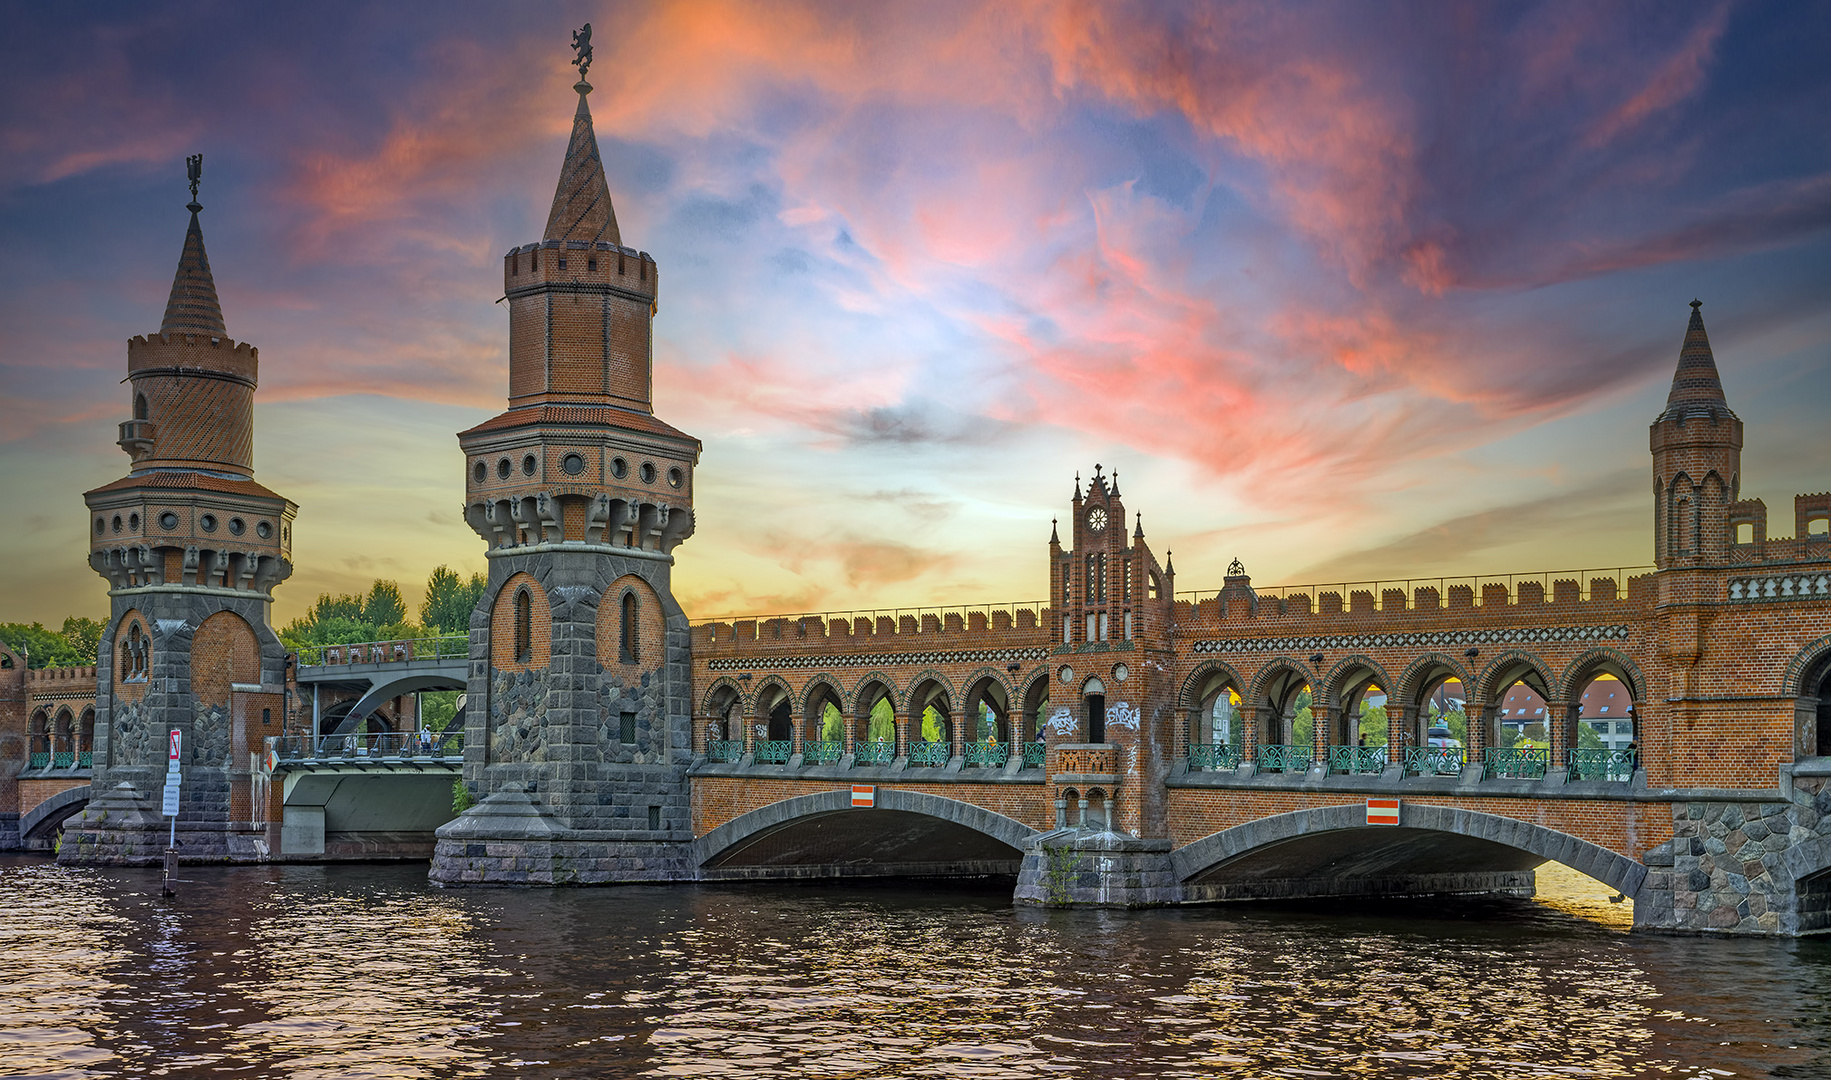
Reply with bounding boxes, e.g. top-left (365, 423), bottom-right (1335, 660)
top-left (690, 754), bottom-right (1046, 784)
top-left (1168, 764), bottom-right (1786, 804)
